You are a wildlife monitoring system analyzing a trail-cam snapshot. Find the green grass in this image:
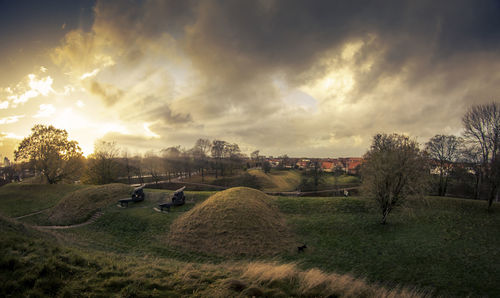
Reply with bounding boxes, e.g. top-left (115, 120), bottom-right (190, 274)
top-left (0, 215), bottom-right (424, 297)
top-left (276, 195), bottom-right (500, 297)
top-left (323, 174), bottom-right (360, 185)
top-left (60, 189), bottom-right (219, 261)
top-left (0, 183), bottom-right (88, 217)
top-left (0, 184), bottom-right (499, 296)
